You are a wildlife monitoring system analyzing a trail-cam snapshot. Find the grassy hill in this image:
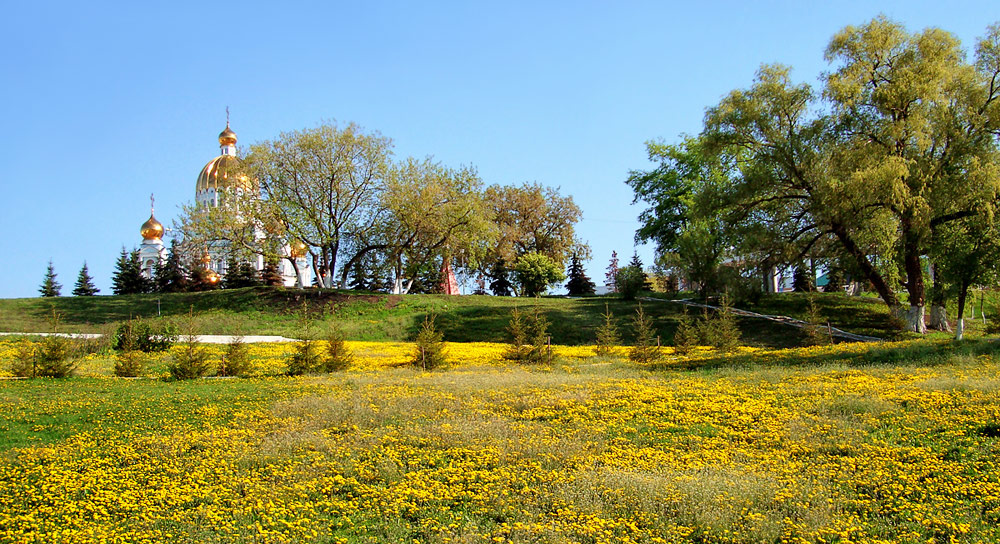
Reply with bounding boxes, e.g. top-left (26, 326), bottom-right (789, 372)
top-left (0, 287), bottom-right (916, 347)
